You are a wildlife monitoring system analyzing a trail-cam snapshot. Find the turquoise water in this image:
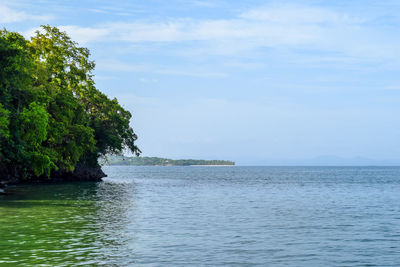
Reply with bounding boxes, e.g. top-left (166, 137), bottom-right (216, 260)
top-left (1, 166), bottom-right (400, 266)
